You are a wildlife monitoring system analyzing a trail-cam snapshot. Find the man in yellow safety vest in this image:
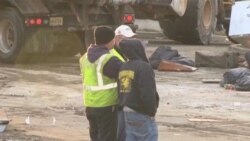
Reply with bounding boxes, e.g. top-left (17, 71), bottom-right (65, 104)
top-left (79, 26), bottom-right (123, 141)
